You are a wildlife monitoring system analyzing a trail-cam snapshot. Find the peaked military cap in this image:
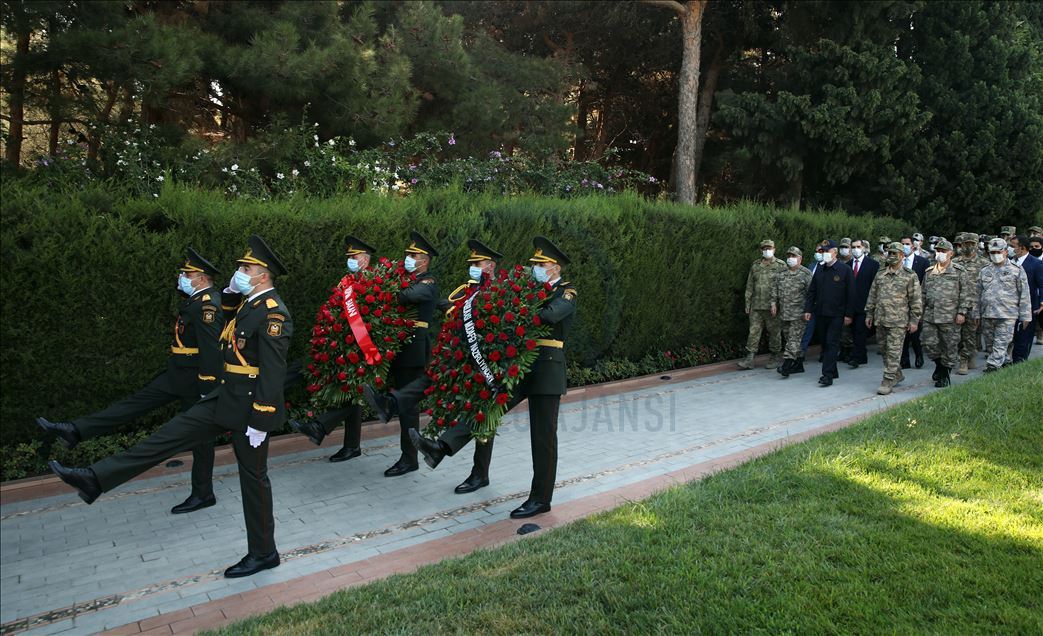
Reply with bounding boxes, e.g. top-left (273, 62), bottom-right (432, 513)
top-left (530, 236), bottom-right (571, 266)
top-left (237, 234), bottom-right (287, 276)
top-left (988, 238), bottom-right (1007, 251)
top-left (406, 230), bottom-right (439, 258)
top-left (344, 235), bottom-right (376, 256)
top-left (466, 238), bottom-right (503, 262)
top-left (180, 247), bottom-right (221, 278)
